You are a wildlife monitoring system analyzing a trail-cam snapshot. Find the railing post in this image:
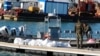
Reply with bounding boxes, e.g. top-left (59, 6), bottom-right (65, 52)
top-left (47, 51), bottom-right (53, 56)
